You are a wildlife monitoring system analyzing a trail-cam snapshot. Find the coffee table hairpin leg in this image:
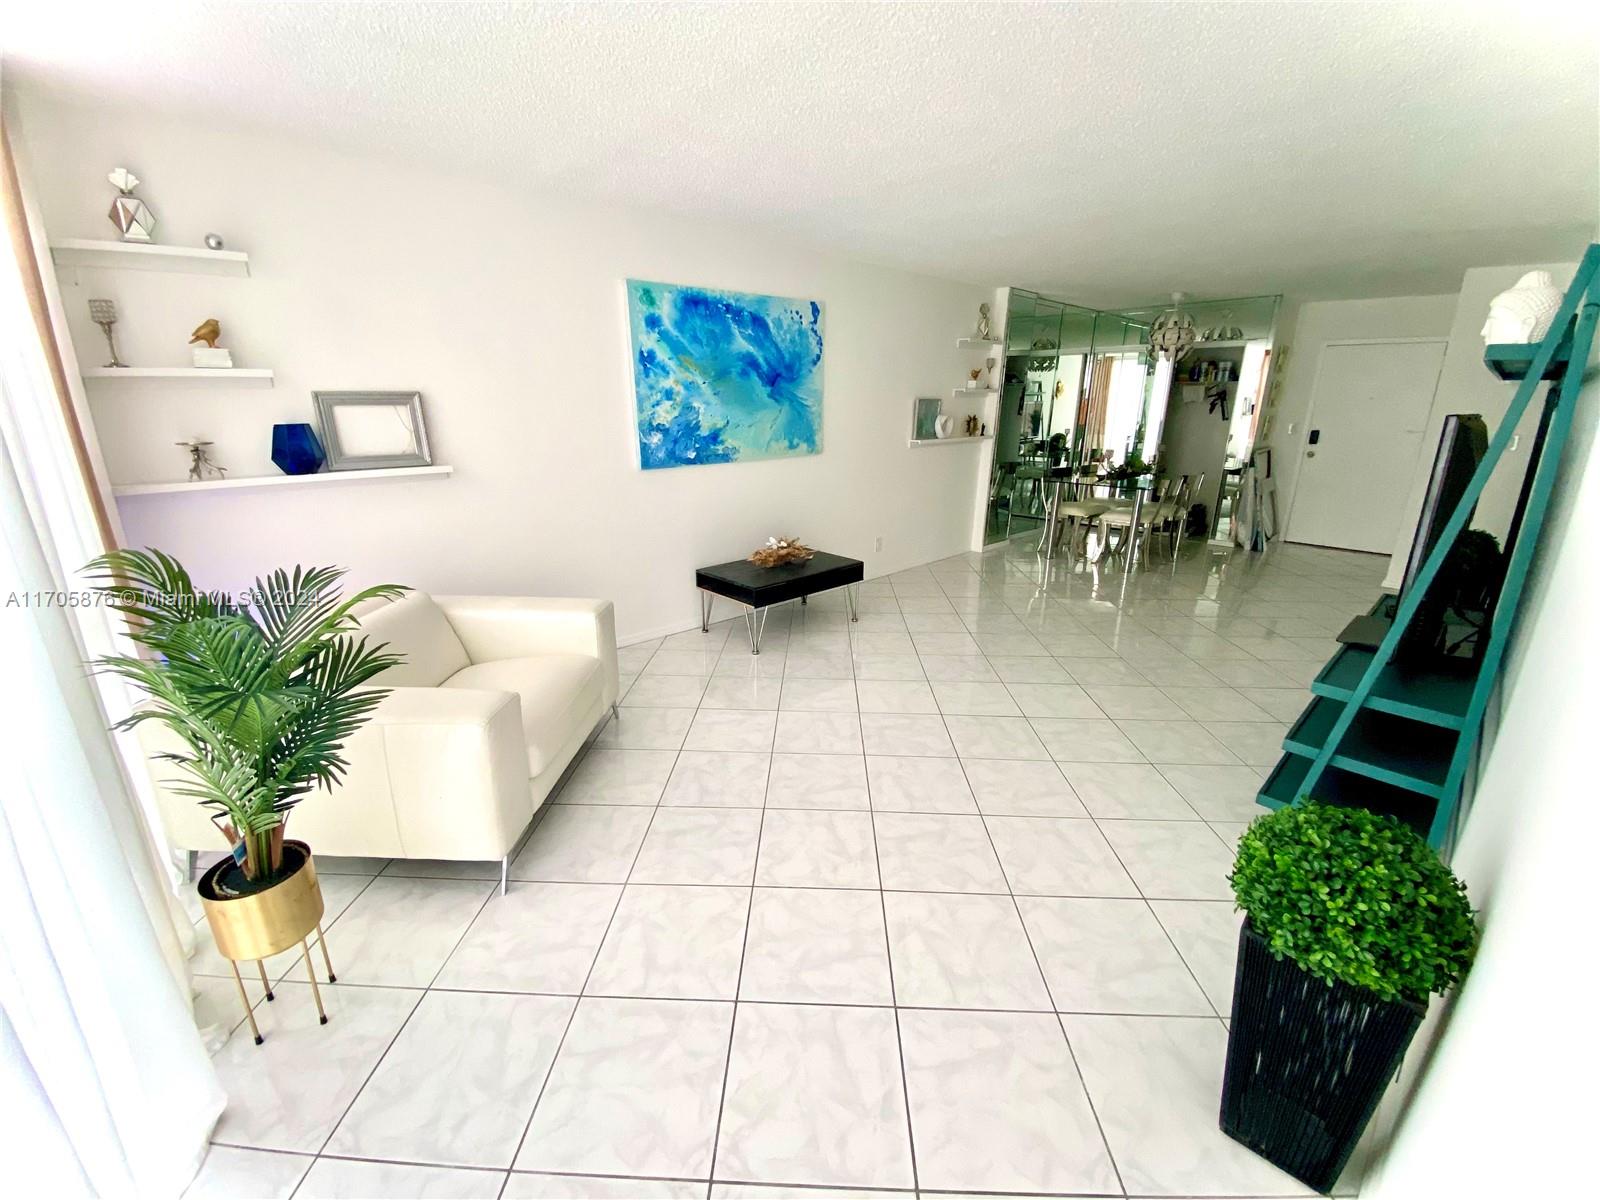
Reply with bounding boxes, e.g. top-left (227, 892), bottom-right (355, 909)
top-left (699, 587), bottom-right (768, 653)
top-left (742, 605), bottom-right (770, 654)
